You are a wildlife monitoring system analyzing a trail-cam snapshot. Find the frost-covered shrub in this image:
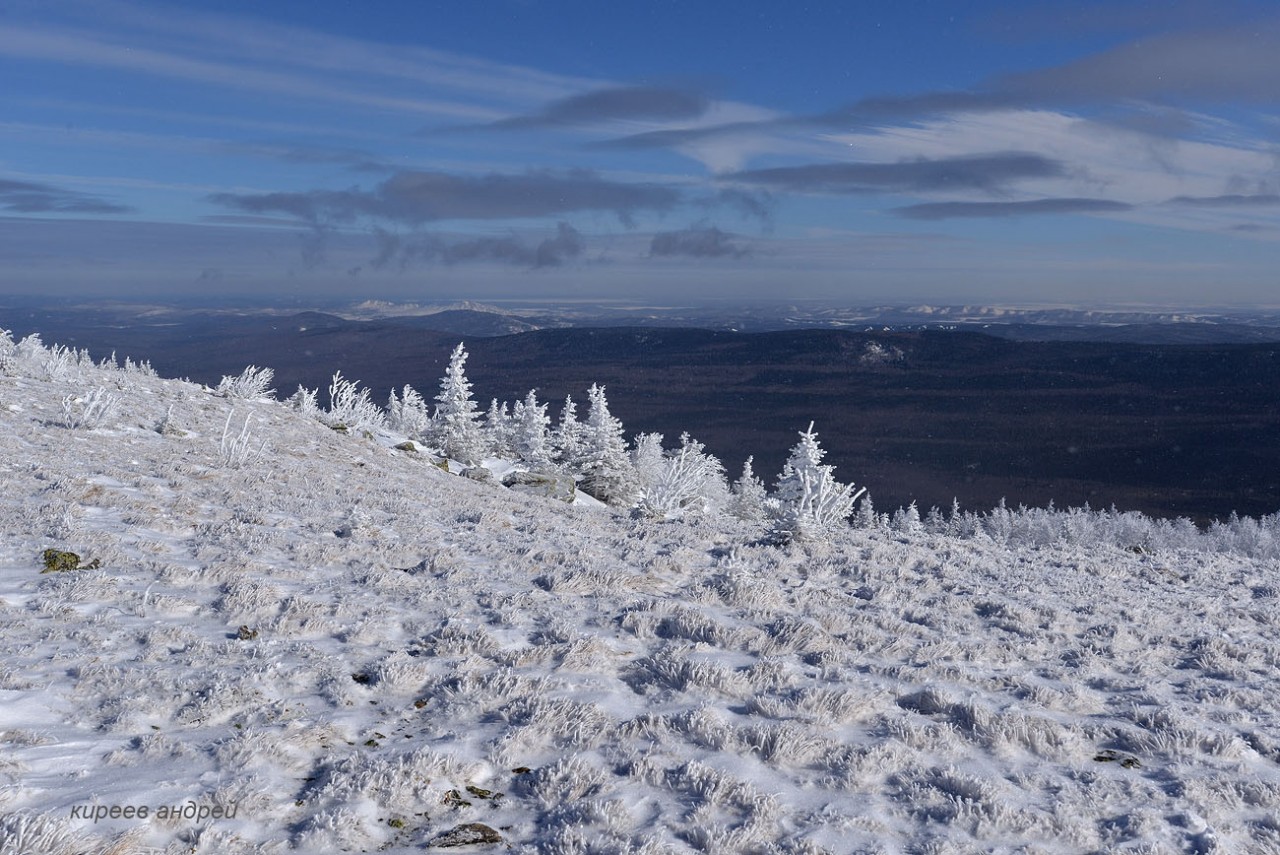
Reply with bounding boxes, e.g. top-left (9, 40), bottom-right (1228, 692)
top-left (634, 433), bottom-right (729, 519)
top-left (285, 384), bottom-right (322, 419)
top-left (216, 365), bottom-right (276, 399)
top-left (60, 386), bottom-right (119, 430)
top-left (118, 355), bottom-right (156, 377)
top-left (483, 398), bottom-right (515, 457)
top-left (0, 328), bottom-right (16, 372)
top-left (326, 371), bottom-right (384, 432)
top-left (0, 811), bottom-right (94, 855)
top-left (891, 501), bottom-right (924, 535)
top-left (218, 411), bottom-right (268, 469)
top-left (285, 371), bottom-right (384, 433)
